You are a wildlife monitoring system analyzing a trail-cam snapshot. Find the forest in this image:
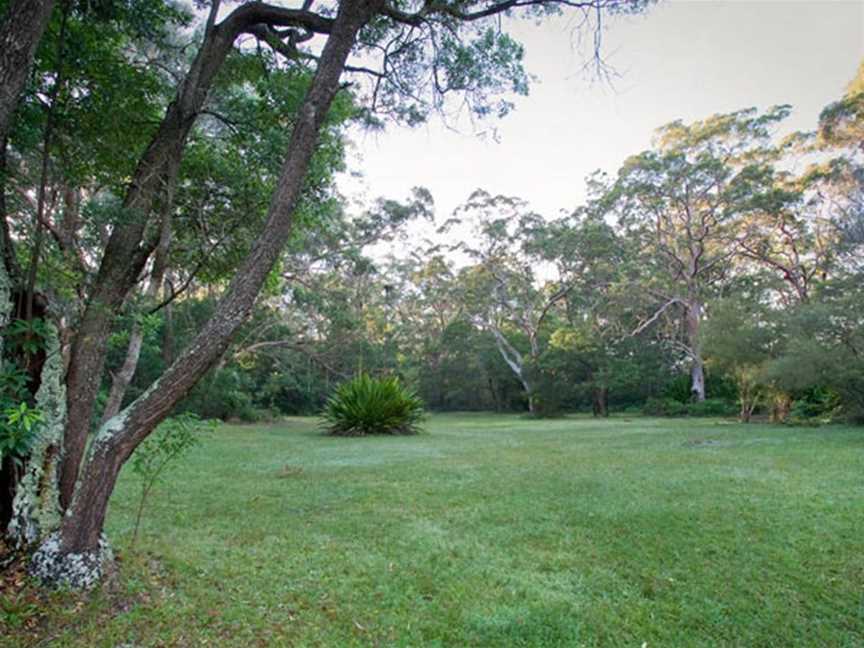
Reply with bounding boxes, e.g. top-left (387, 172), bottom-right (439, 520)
top-left (0, 0), bottom-right (861, 624)
top-left (92, 68), bottom-right (864, 425)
